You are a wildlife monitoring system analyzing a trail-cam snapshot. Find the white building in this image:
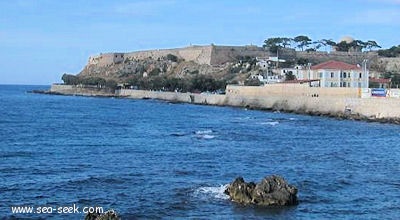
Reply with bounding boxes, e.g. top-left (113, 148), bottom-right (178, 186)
top-left (311, 60), bottom-right (368, 88)
top-left (281, 65), bottom-right (308, 80)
